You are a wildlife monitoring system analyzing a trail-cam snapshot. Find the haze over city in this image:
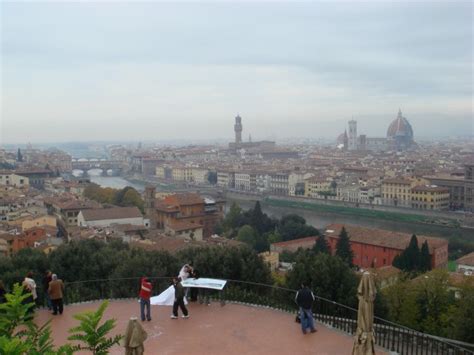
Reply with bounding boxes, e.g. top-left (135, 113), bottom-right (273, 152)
top-left (2, 1), bottom-right (472, 144)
